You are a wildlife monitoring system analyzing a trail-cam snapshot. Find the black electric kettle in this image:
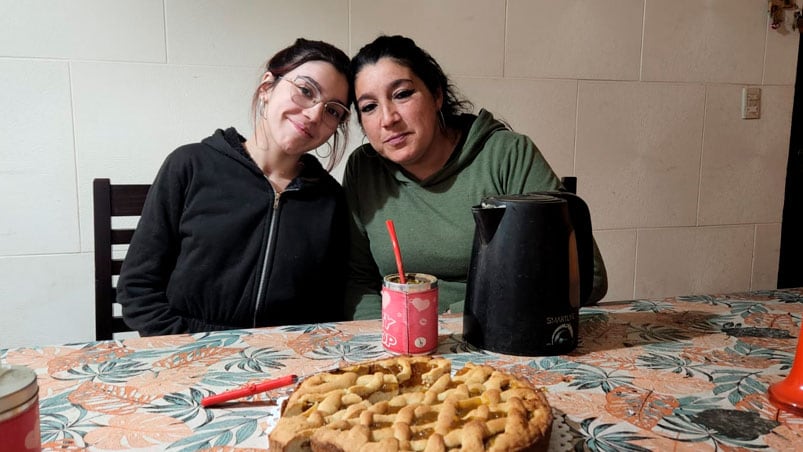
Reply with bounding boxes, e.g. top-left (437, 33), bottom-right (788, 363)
top-left (463, 192), bottom-right (595, 356)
